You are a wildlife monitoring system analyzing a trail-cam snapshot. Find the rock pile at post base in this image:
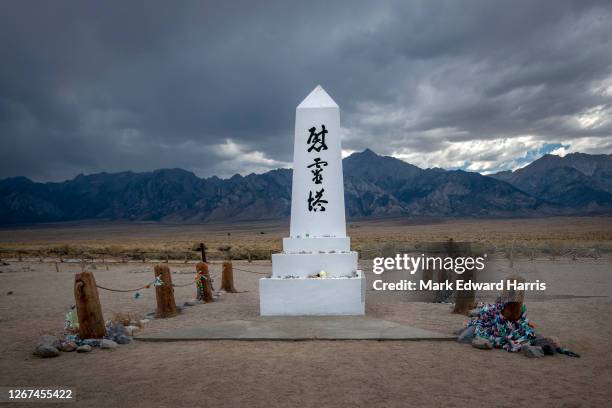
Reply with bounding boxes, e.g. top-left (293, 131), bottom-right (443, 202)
top-left (465, 302), bottom-right (535, 352)
top-left (456, 301), bottom-right (580, 358)
top-left (34, 321), bottom-right (140, 358)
